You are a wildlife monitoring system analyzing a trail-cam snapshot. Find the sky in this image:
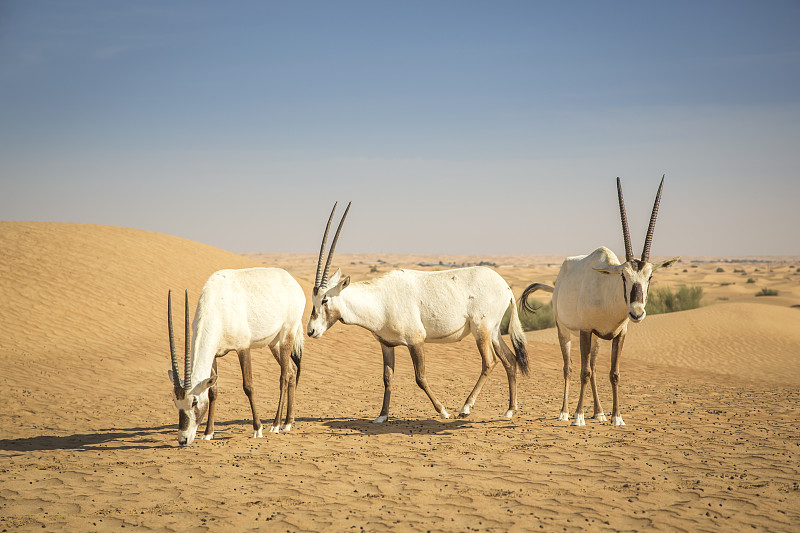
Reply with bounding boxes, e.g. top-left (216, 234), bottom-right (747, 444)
top-left (1, 1), bottom-right (799, 257)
